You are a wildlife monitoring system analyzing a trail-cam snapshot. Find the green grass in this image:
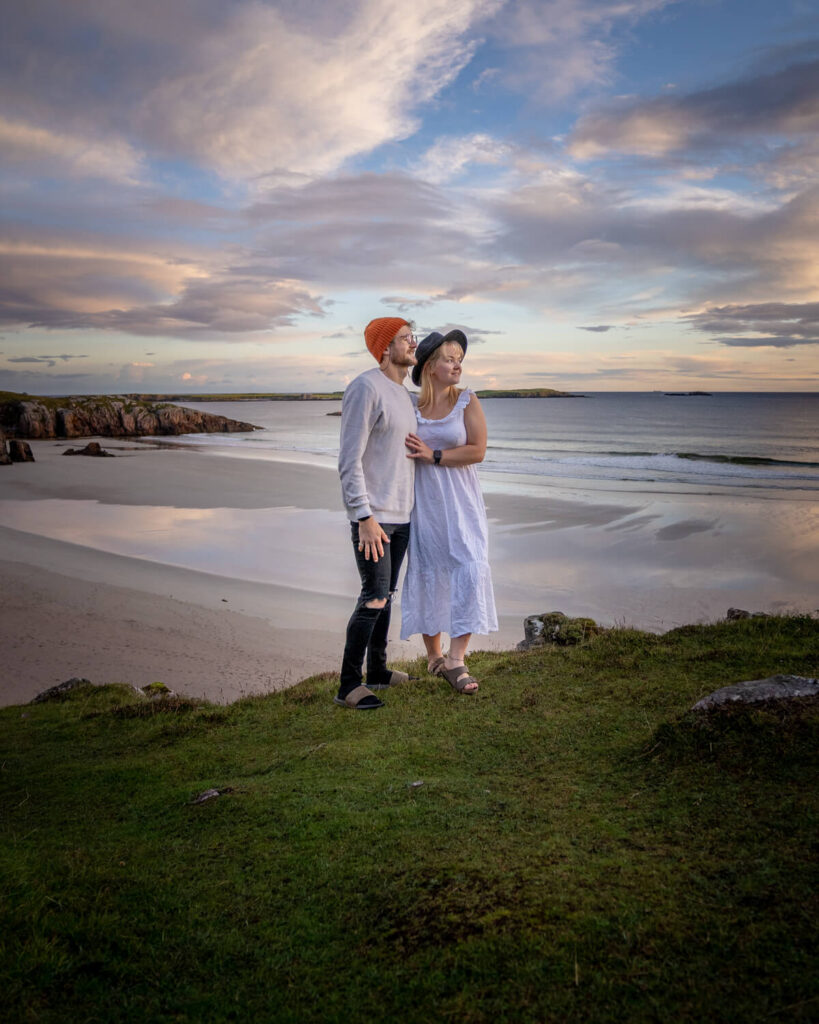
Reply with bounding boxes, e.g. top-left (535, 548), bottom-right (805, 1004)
top-left (2, 616), bottom-right (817, 1022)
